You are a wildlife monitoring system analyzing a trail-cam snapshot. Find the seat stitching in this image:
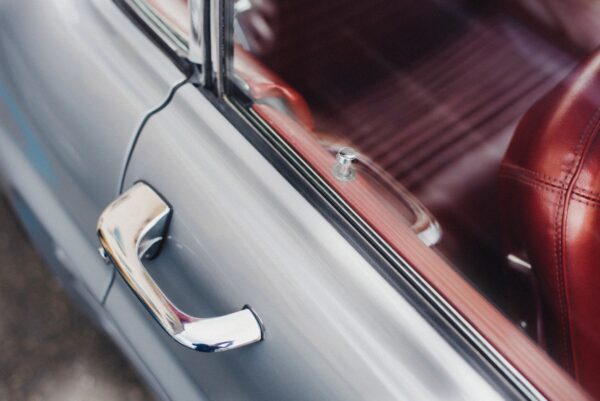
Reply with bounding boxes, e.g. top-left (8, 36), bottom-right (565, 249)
top-left (500, 163), bottom-right (566, 186)
top-left (572, 190), bottom-right (600, 204)
top-left (500, 167), bottom-right (600, 203)
top-left (571, 195), bottom-right (600, 207)
top-left (573, 186), bottom-right (600, 199)
top-left (498, 169), bottom-right (564, 192)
